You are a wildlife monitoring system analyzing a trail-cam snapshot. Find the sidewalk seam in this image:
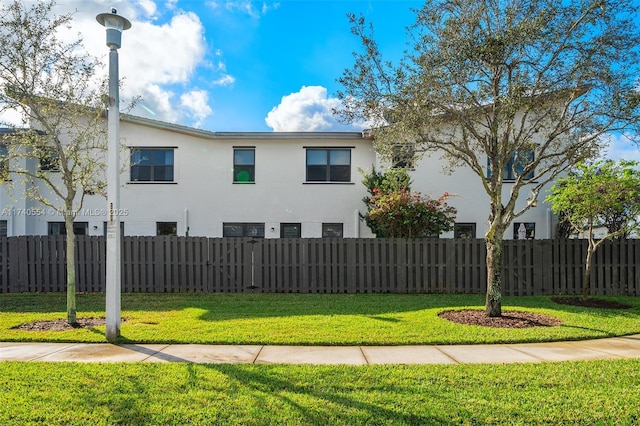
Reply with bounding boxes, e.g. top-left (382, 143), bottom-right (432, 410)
top-left (505, 345), bottom-right (547, 361)
top-left (30, 343), bottom-right (80, 361)
top-left (434, 346), bottom-right (461, 364)
top-left (566, 341), bottom-right (626, 359)
top-left (252, 345), bottom-right (265, 364)
top-left (359, 346), bottom-right (370, 365)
